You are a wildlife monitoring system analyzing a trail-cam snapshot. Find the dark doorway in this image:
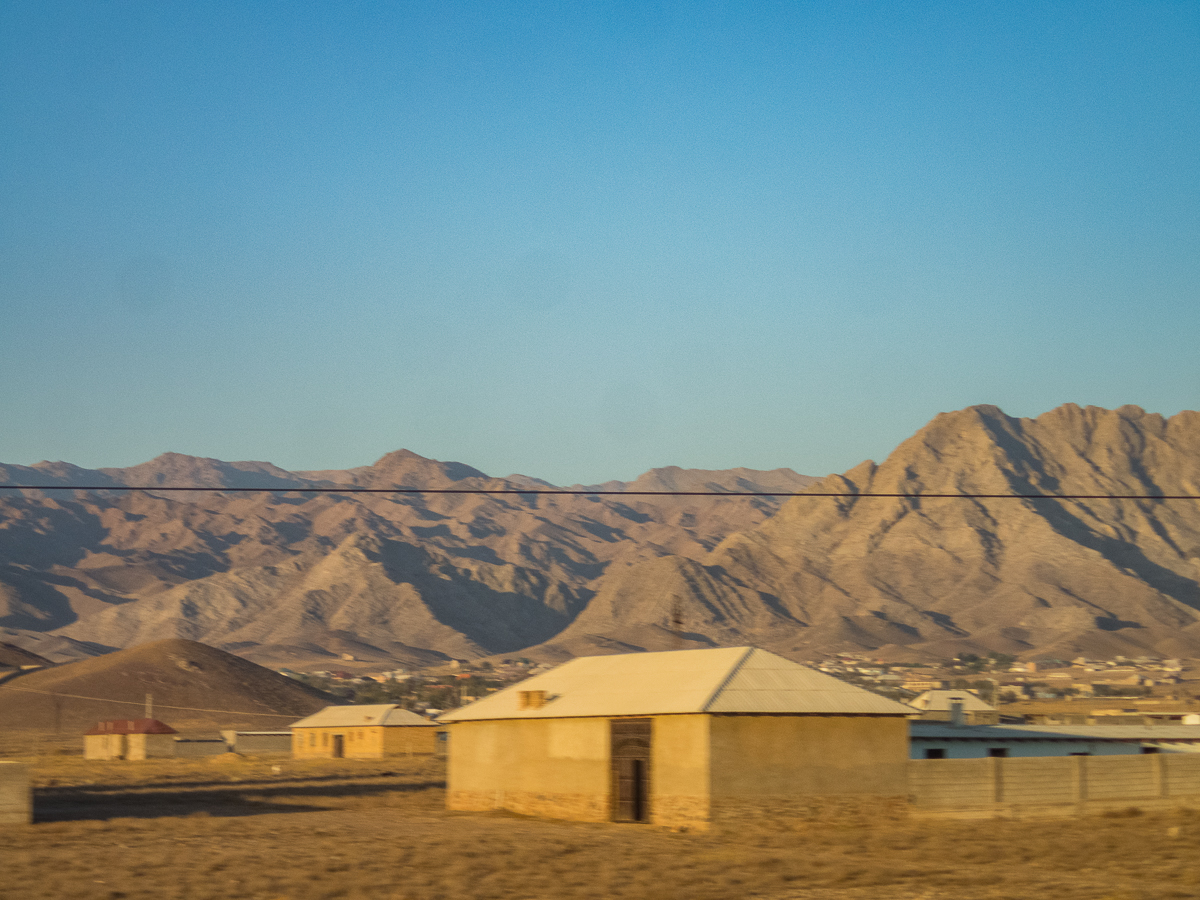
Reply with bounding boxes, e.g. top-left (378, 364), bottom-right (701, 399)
top-left (332, 734), bottom-right (344, 759)
top-left (611, 718), bottom-right (651, 823)
top-left (987, 748), bottom-right (1008, 758)
top-left (924, 748), bottom-right (946, 759)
